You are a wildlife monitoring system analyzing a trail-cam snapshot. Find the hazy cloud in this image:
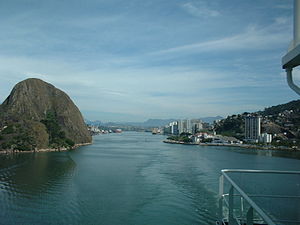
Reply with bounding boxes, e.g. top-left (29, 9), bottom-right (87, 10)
top-left (152, 24), bottom-right (289, 55)
top-left (181, 2), bottom-right (220, 18)
top-left (275, 4), bottom-right (293, 10)
top-left (0, 0), bottom-right (297, 122)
